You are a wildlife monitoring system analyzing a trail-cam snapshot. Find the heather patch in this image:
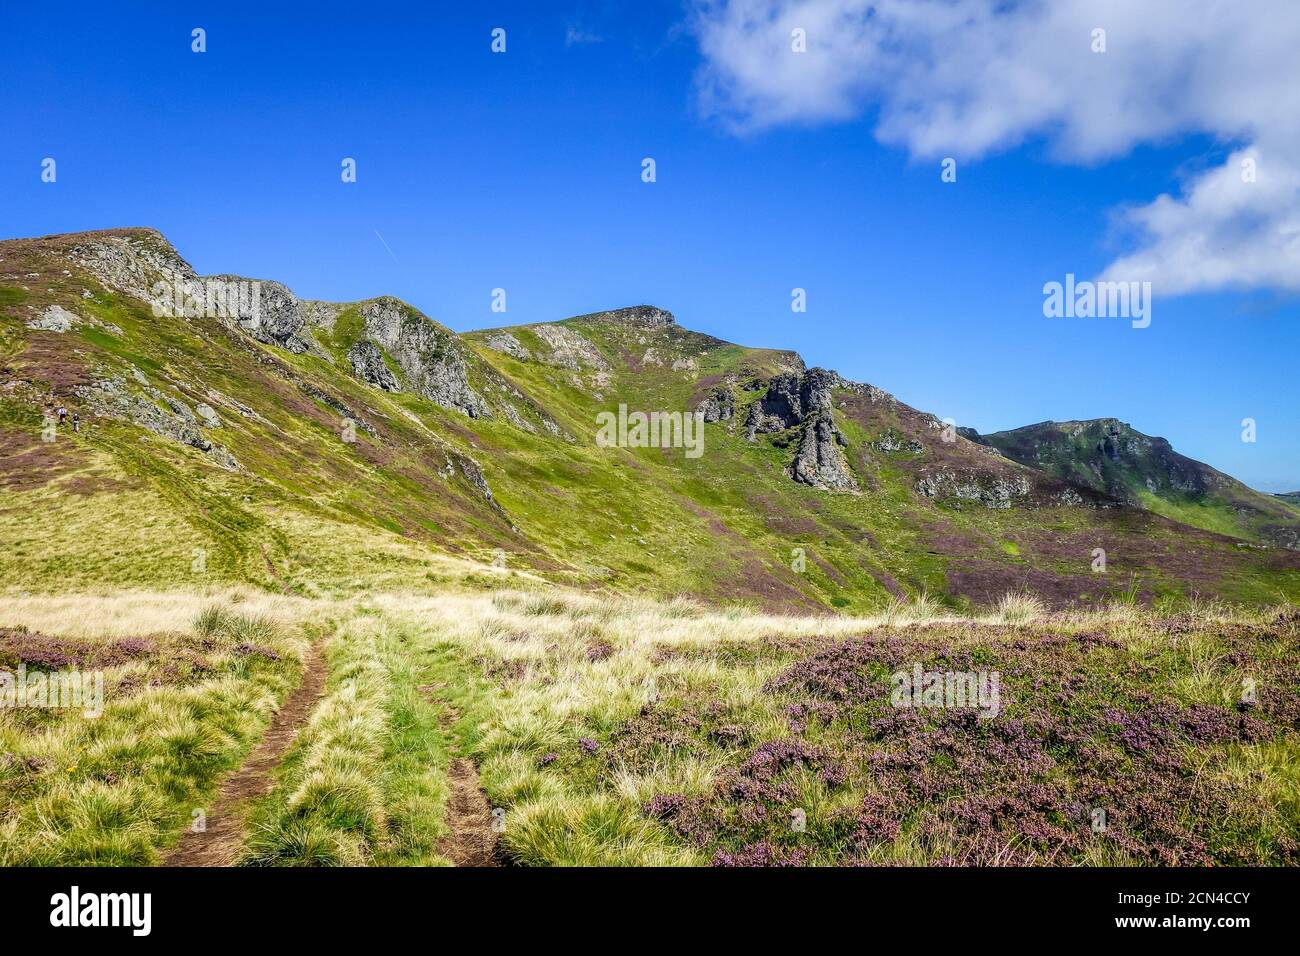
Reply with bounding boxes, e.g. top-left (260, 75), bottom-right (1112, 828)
top-left (646, 618), bottom-right (1299, 865)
